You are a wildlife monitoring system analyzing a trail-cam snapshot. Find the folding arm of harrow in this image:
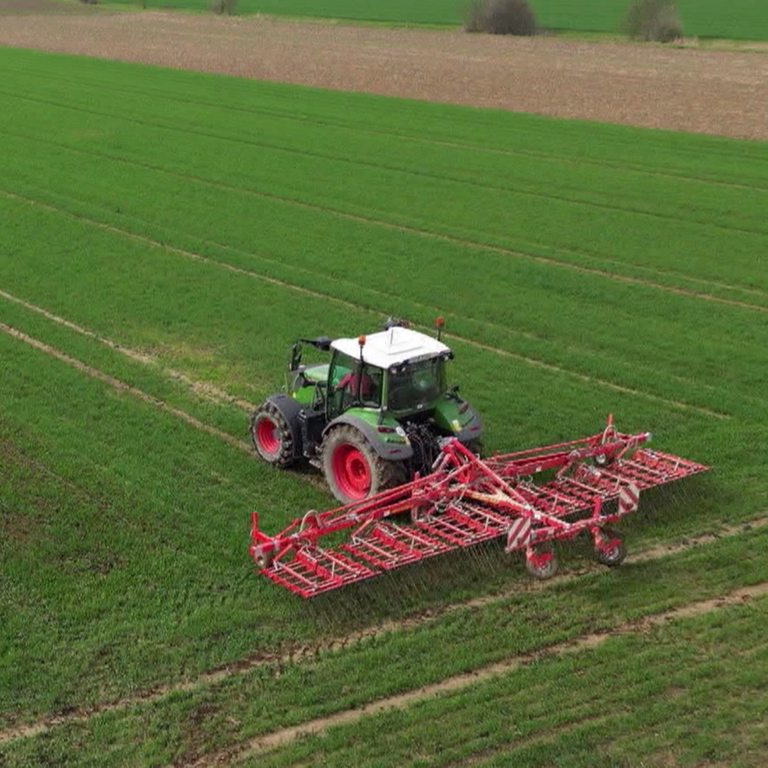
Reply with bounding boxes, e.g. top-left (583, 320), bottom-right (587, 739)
top-left (249, 416), bottom-right (709, 598)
